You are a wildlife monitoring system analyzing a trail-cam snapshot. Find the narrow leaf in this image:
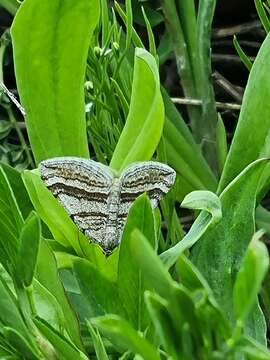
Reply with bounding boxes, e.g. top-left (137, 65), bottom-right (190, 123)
top-left (234, 232), bottom-right (269, 322)
top-left (86, 321), bottom-right (110, 360)
top-left (34, 317), bottom-right (88, 360)
top-left (92, 315), bottom-right (160, 360)
top-left (16, 211), bottom-right (41, 287)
